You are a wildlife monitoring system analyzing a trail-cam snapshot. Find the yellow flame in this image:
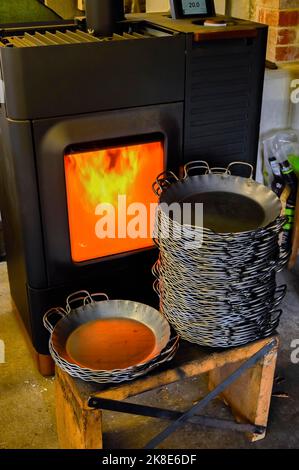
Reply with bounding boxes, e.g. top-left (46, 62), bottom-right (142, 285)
top-left (64, 140), bottom-right (164, 262)
top-left (65, 146), bottom-right (140, 210)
